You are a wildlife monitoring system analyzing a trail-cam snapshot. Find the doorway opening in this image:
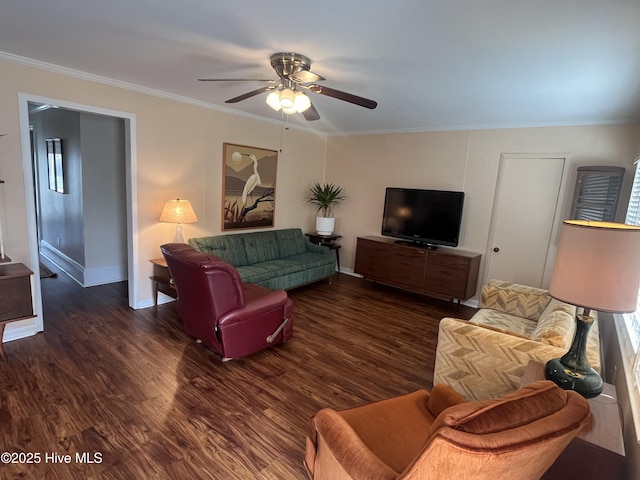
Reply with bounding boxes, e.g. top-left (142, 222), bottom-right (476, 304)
top-left (29, 103), bottom-right (127, 287)
top-left (18, 94), bottom-right (139, 336)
